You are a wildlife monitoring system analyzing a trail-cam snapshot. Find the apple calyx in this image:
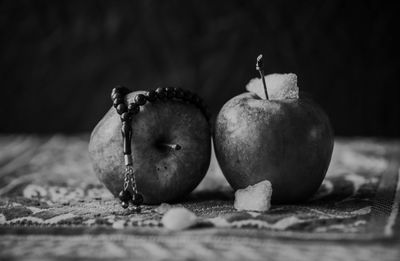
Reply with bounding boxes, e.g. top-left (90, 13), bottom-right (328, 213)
top-left (160, 143), bottom-right (182, 151)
